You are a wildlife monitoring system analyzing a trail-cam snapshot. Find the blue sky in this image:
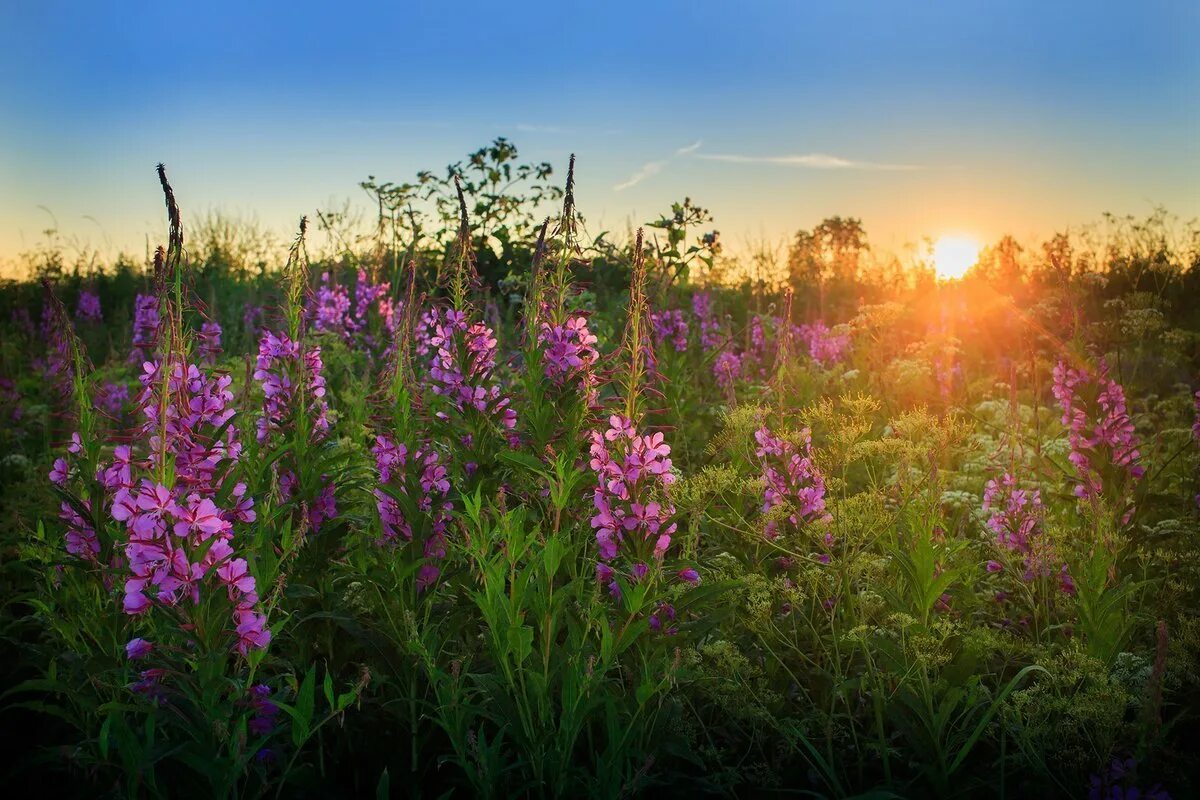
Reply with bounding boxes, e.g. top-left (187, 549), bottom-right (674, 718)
top-left (1, 0), bottom-right (1197, 269)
